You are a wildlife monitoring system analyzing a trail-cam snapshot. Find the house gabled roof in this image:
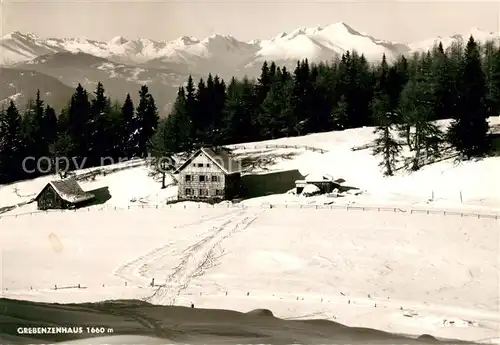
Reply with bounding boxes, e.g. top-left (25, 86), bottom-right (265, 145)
top-left (35, 178), bottom-right (95, 204)
top-left (174, 147), bottom-right (241, 175)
